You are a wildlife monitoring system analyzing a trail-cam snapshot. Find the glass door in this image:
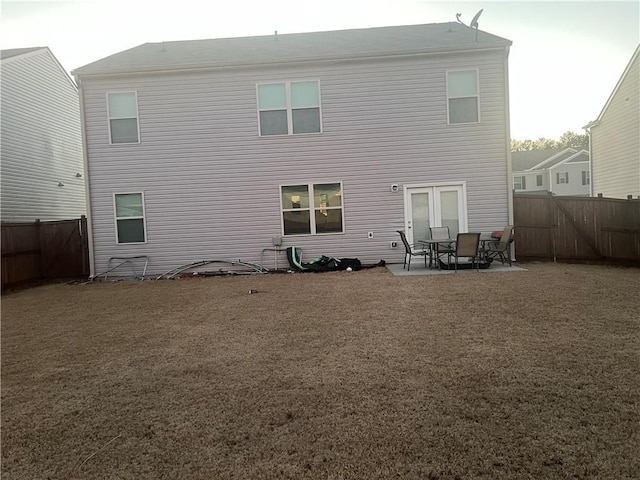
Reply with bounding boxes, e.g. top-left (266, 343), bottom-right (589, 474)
top-left (436, 185), bottom-right (465, 238)
top-left (405, 184), bottom-right (466, 243)
top-left (405, 188), bottom-right (433, 245)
